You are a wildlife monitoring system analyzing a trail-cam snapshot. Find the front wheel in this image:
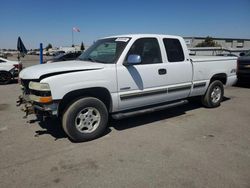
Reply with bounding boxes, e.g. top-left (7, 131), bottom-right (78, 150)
top-left (201, 80), bottom-right (224, 108)
top-left (62, 97), bottom-right (108, 142)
